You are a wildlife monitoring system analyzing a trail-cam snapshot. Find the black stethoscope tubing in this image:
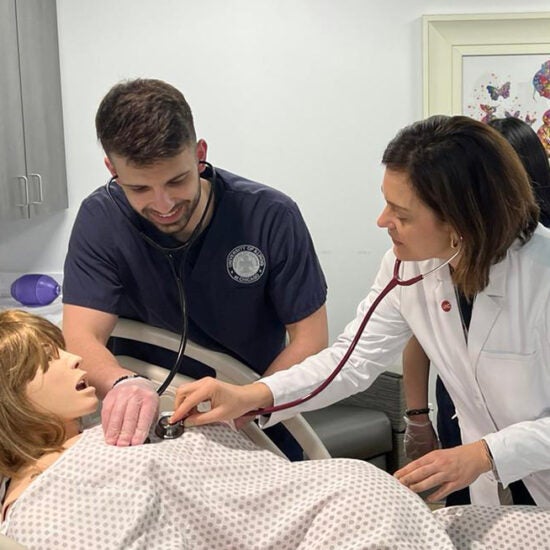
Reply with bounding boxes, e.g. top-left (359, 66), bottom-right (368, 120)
top-left (105, 161), bottom-right (216, 395)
